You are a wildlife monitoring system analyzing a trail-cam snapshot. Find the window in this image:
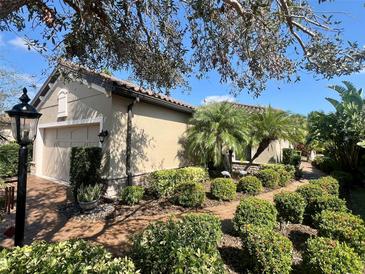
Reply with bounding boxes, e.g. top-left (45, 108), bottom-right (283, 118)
top-left (57, 89), bottom-right (68, 118)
